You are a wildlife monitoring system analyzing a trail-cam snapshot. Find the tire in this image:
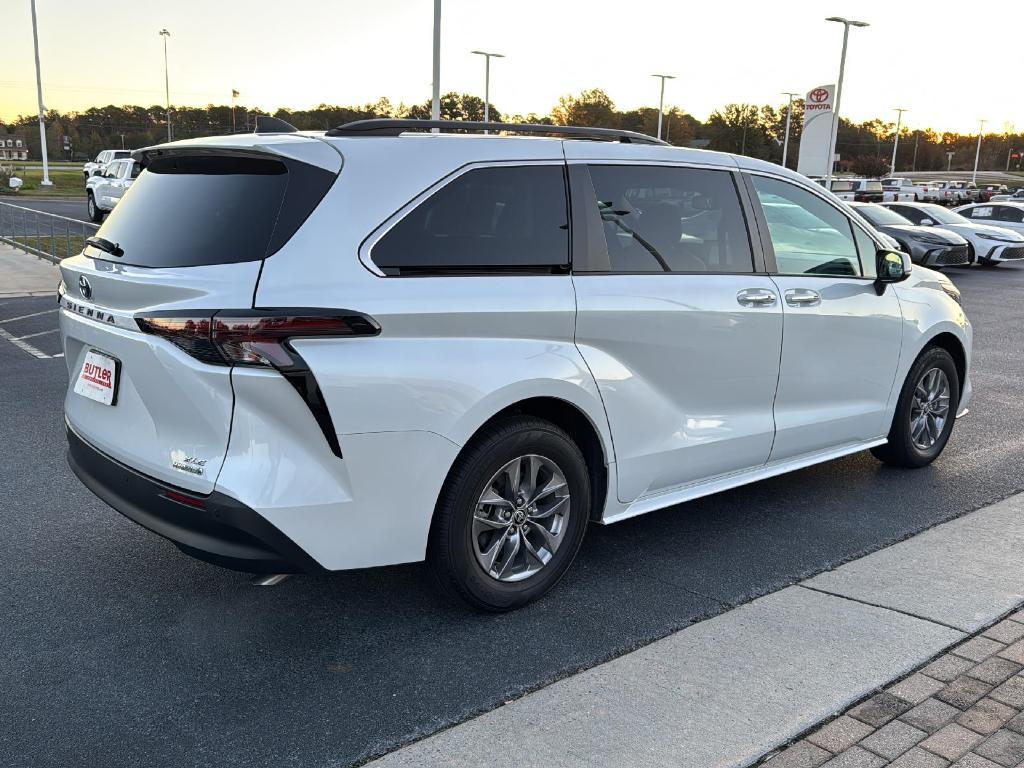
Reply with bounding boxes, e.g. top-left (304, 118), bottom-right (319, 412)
top-left (427, 416), bottom-right (591, 611)
top-left (871, 346), bottom-right (960, 468)
top-left (86, 192), bottom-right (104, 223)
